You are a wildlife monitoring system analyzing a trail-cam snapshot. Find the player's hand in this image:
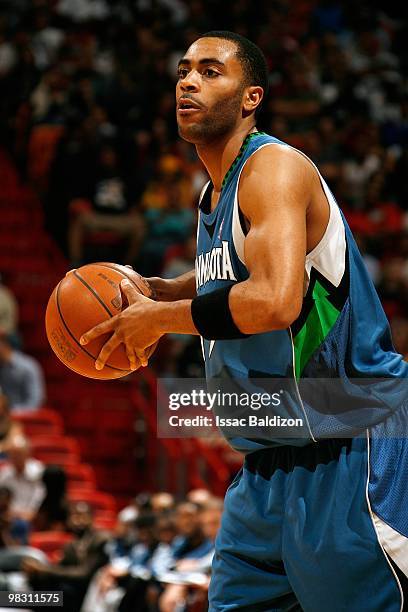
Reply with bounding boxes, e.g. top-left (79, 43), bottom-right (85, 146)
top-left (80, 280), bottom-right (163, 371)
